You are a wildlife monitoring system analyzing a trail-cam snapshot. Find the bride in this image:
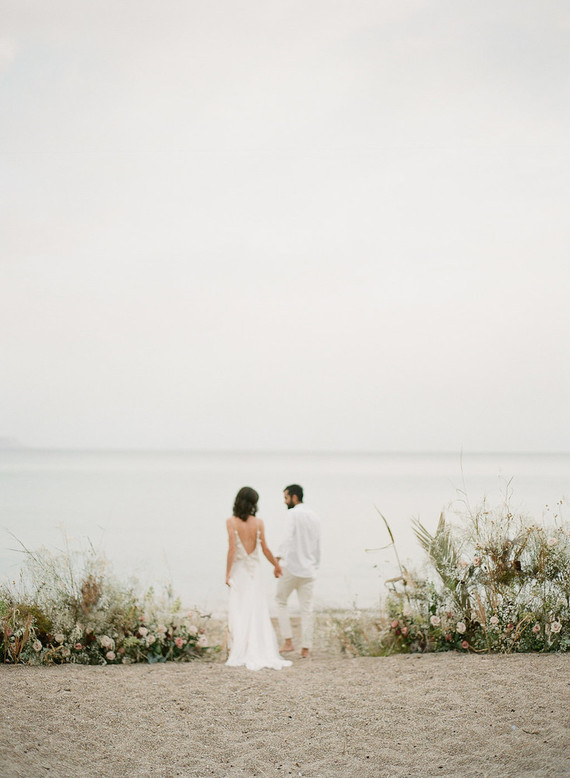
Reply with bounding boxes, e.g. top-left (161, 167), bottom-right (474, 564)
top-left (225, 486), bottom-right (292, 671)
